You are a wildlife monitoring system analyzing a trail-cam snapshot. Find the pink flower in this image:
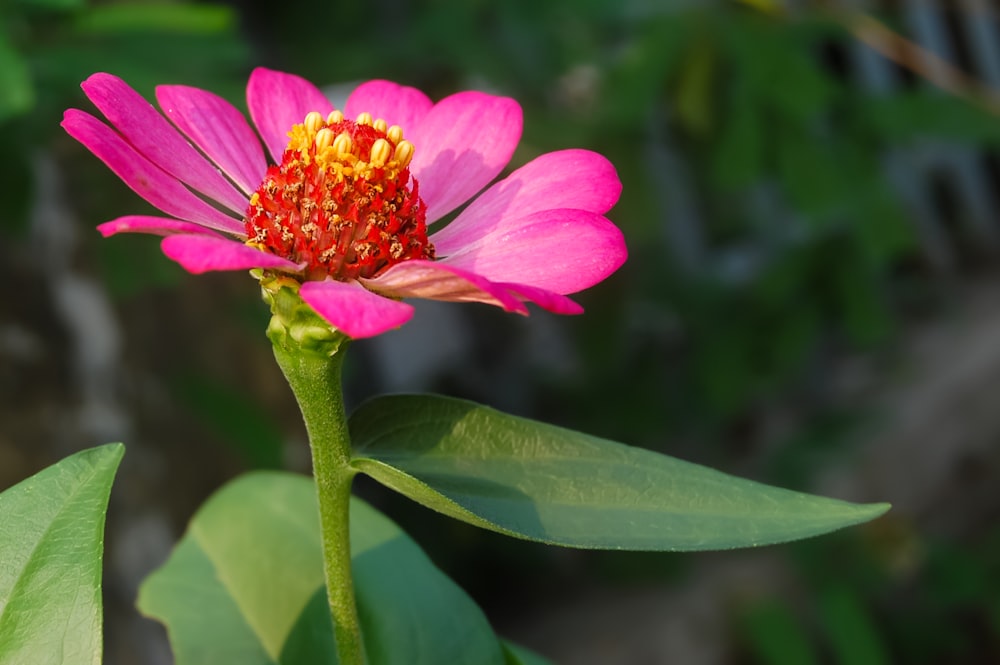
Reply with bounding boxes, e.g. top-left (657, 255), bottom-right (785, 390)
top-left (62, 68), bottom-right (626, 338)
